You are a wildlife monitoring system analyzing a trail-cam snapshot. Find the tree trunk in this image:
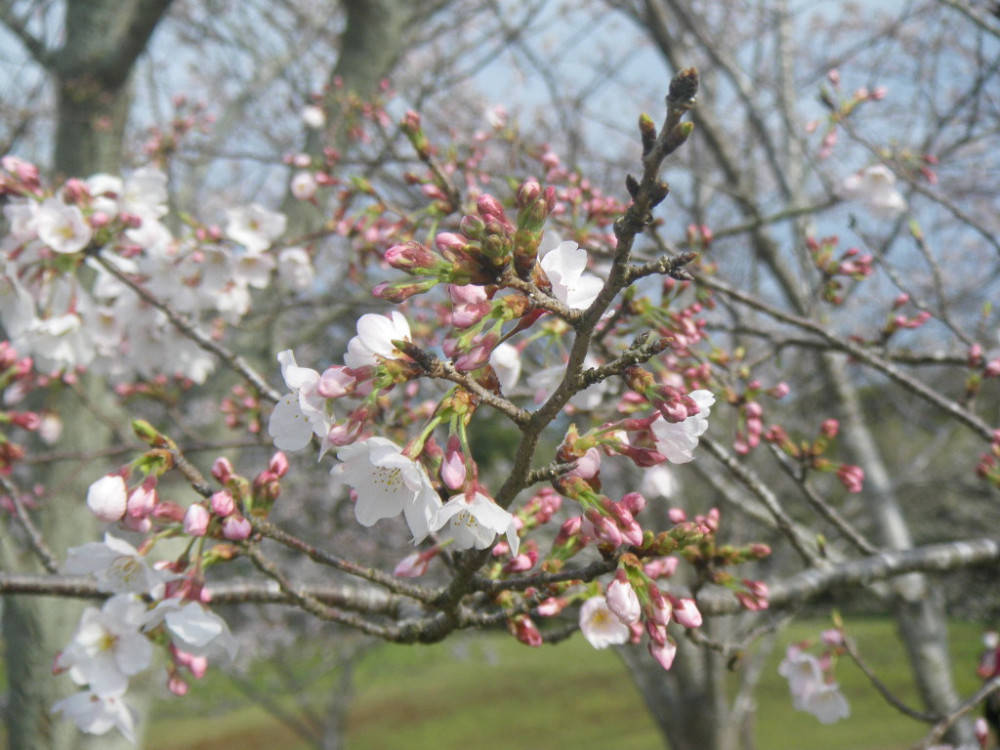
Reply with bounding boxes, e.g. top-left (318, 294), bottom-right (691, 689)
top-left (281, 0), bottom-right (414, 234)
